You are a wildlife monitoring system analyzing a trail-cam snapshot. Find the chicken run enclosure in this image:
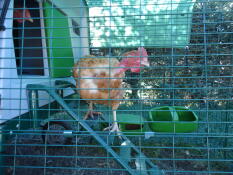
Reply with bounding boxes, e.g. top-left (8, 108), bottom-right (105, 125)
top-left (1, 0), bottom-right (233, 174)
